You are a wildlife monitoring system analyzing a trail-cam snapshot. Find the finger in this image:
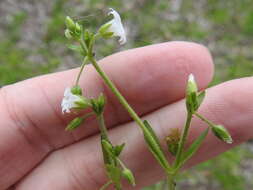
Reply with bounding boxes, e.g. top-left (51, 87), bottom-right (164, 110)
top-left (2, 41), bottom-right (213, 143)
top-left (15, 77), bottom-right (253, 190)
top-left (0, 41), bottom-right (213, 189)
